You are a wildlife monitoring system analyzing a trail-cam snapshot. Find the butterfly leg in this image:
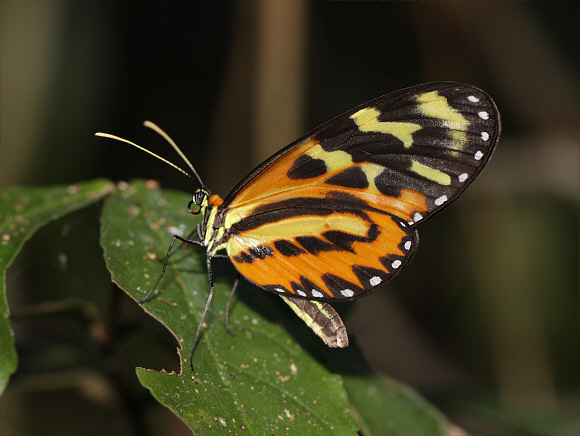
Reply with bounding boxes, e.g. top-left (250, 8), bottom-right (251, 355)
top-left (189, 255), bottom-right (215, 373)
top-left (140, 233), bottom-right (203, 303)
top-left (165, 227), bottom-right (200, 260)
top-left (225, 274), bottom-right (241, 336)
